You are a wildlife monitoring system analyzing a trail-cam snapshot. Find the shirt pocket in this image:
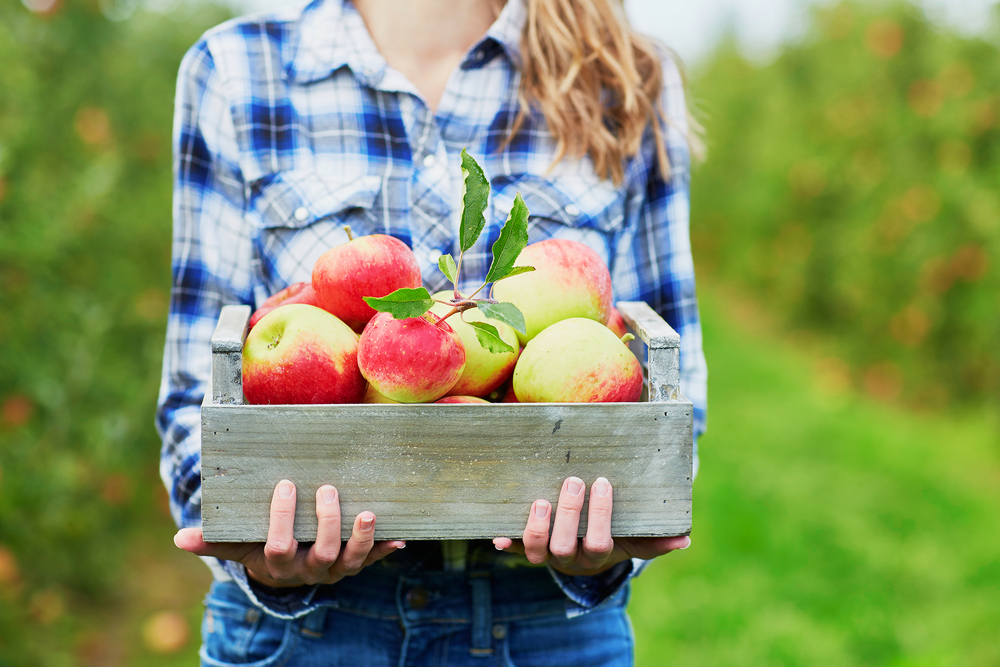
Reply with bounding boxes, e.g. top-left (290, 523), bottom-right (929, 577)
top-left (489, 173), bottom-right (626, 268)
top-left (246, 171), bottom-right (383, 294)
